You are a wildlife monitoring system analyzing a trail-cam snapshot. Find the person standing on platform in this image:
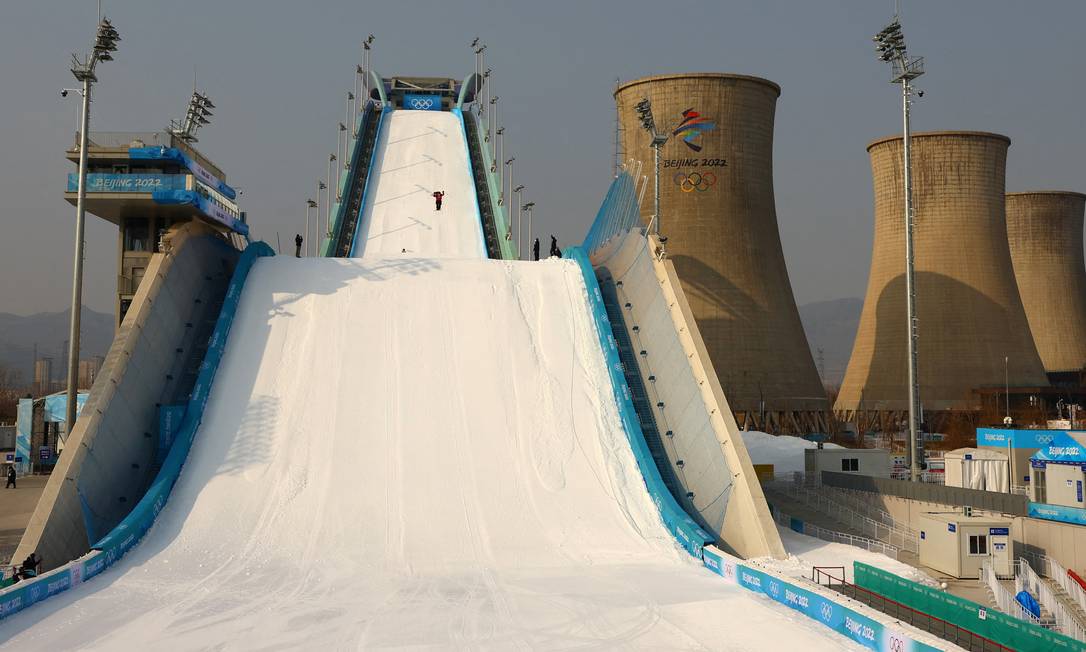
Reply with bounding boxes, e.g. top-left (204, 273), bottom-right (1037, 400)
top-left (549, 235), bottom-right (561, 258)
top-left (532, 237), bottom-right (540, 261)
top-left (433, 190), bottom-right (445, 211)
top-left (294, 234), bottom-right (303, 258)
